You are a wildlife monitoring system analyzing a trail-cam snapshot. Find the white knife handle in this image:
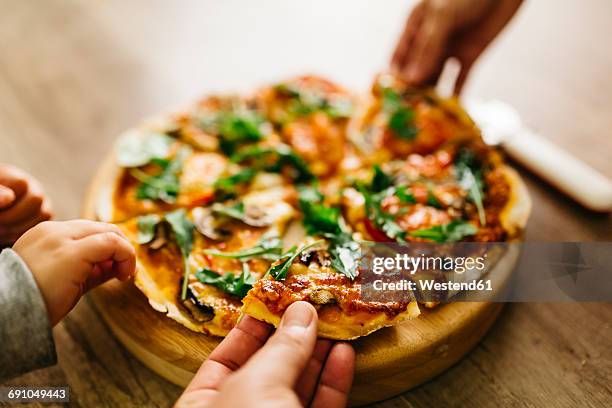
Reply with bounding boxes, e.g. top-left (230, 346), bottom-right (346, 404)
top-left (503, 130), bottom-right (612, 212)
